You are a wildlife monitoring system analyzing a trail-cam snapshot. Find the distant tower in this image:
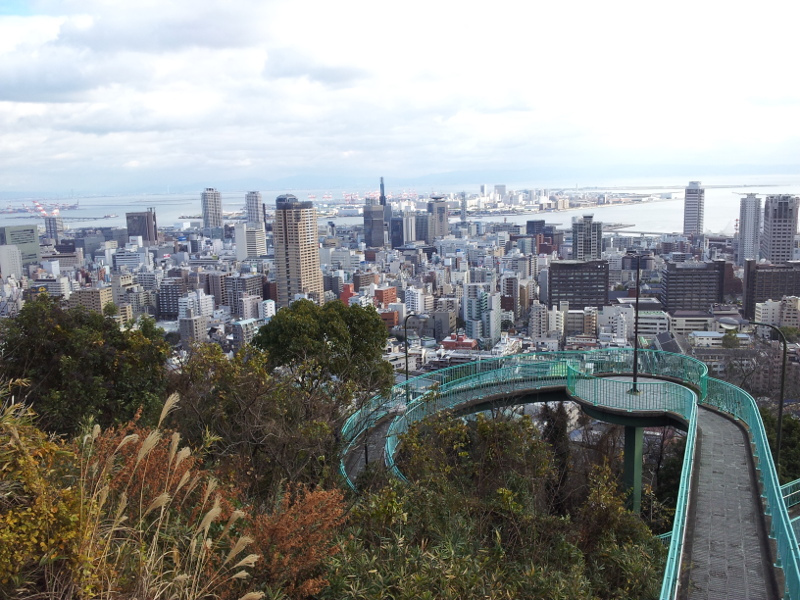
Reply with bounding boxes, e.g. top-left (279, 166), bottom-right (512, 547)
top-left (571, 214), bottom-right (602, 261)
top-left (761, 194), bottom-right (799, 265)
top-left (245, 191), bottom-right (263, 228)
top-left (126, 207), bottom-right (158, 246)
top-left (737, 193), bottom-right (761, 266)
top-left (273, 194), bottom-right (324, 307)
top-left (683, 181), bottom-right (705, 236)
top-left (201, 188), bottom-right (223, 229)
